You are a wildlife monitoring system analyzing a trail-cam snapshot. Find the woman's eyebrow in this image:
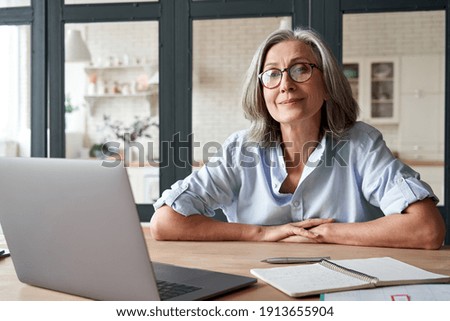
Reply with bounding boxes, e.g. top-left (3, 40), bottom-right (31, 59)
top-left (263, 58), bottom-right (312, 69)
top-left (262, 62), bottom-right (278, 69)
